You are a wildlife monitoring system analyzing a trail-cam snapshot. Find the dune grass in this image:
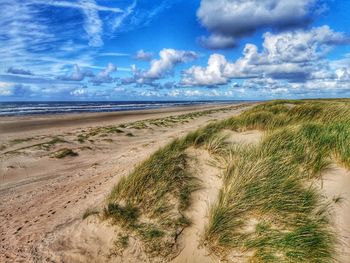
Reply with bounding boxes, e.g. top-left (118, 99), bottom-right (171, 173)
top-left (10, 137), bottom-right (35, 145)
top-left (104, 139), bottom-right (200, 257)
top-left (52, 148), bottom-right (78, 158)
top-left (204, 140), bottom-right (335, 262)
top-left (104, 99), bottom-right (349, 261)
top-left (203, 99), bottom-right (350, 262)
top-left (76, 104), bottom-right (245, 141)
top-left (82, 208), bottom-right (100, 219)
top-left (3, 136), bottom-right (66, 155)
